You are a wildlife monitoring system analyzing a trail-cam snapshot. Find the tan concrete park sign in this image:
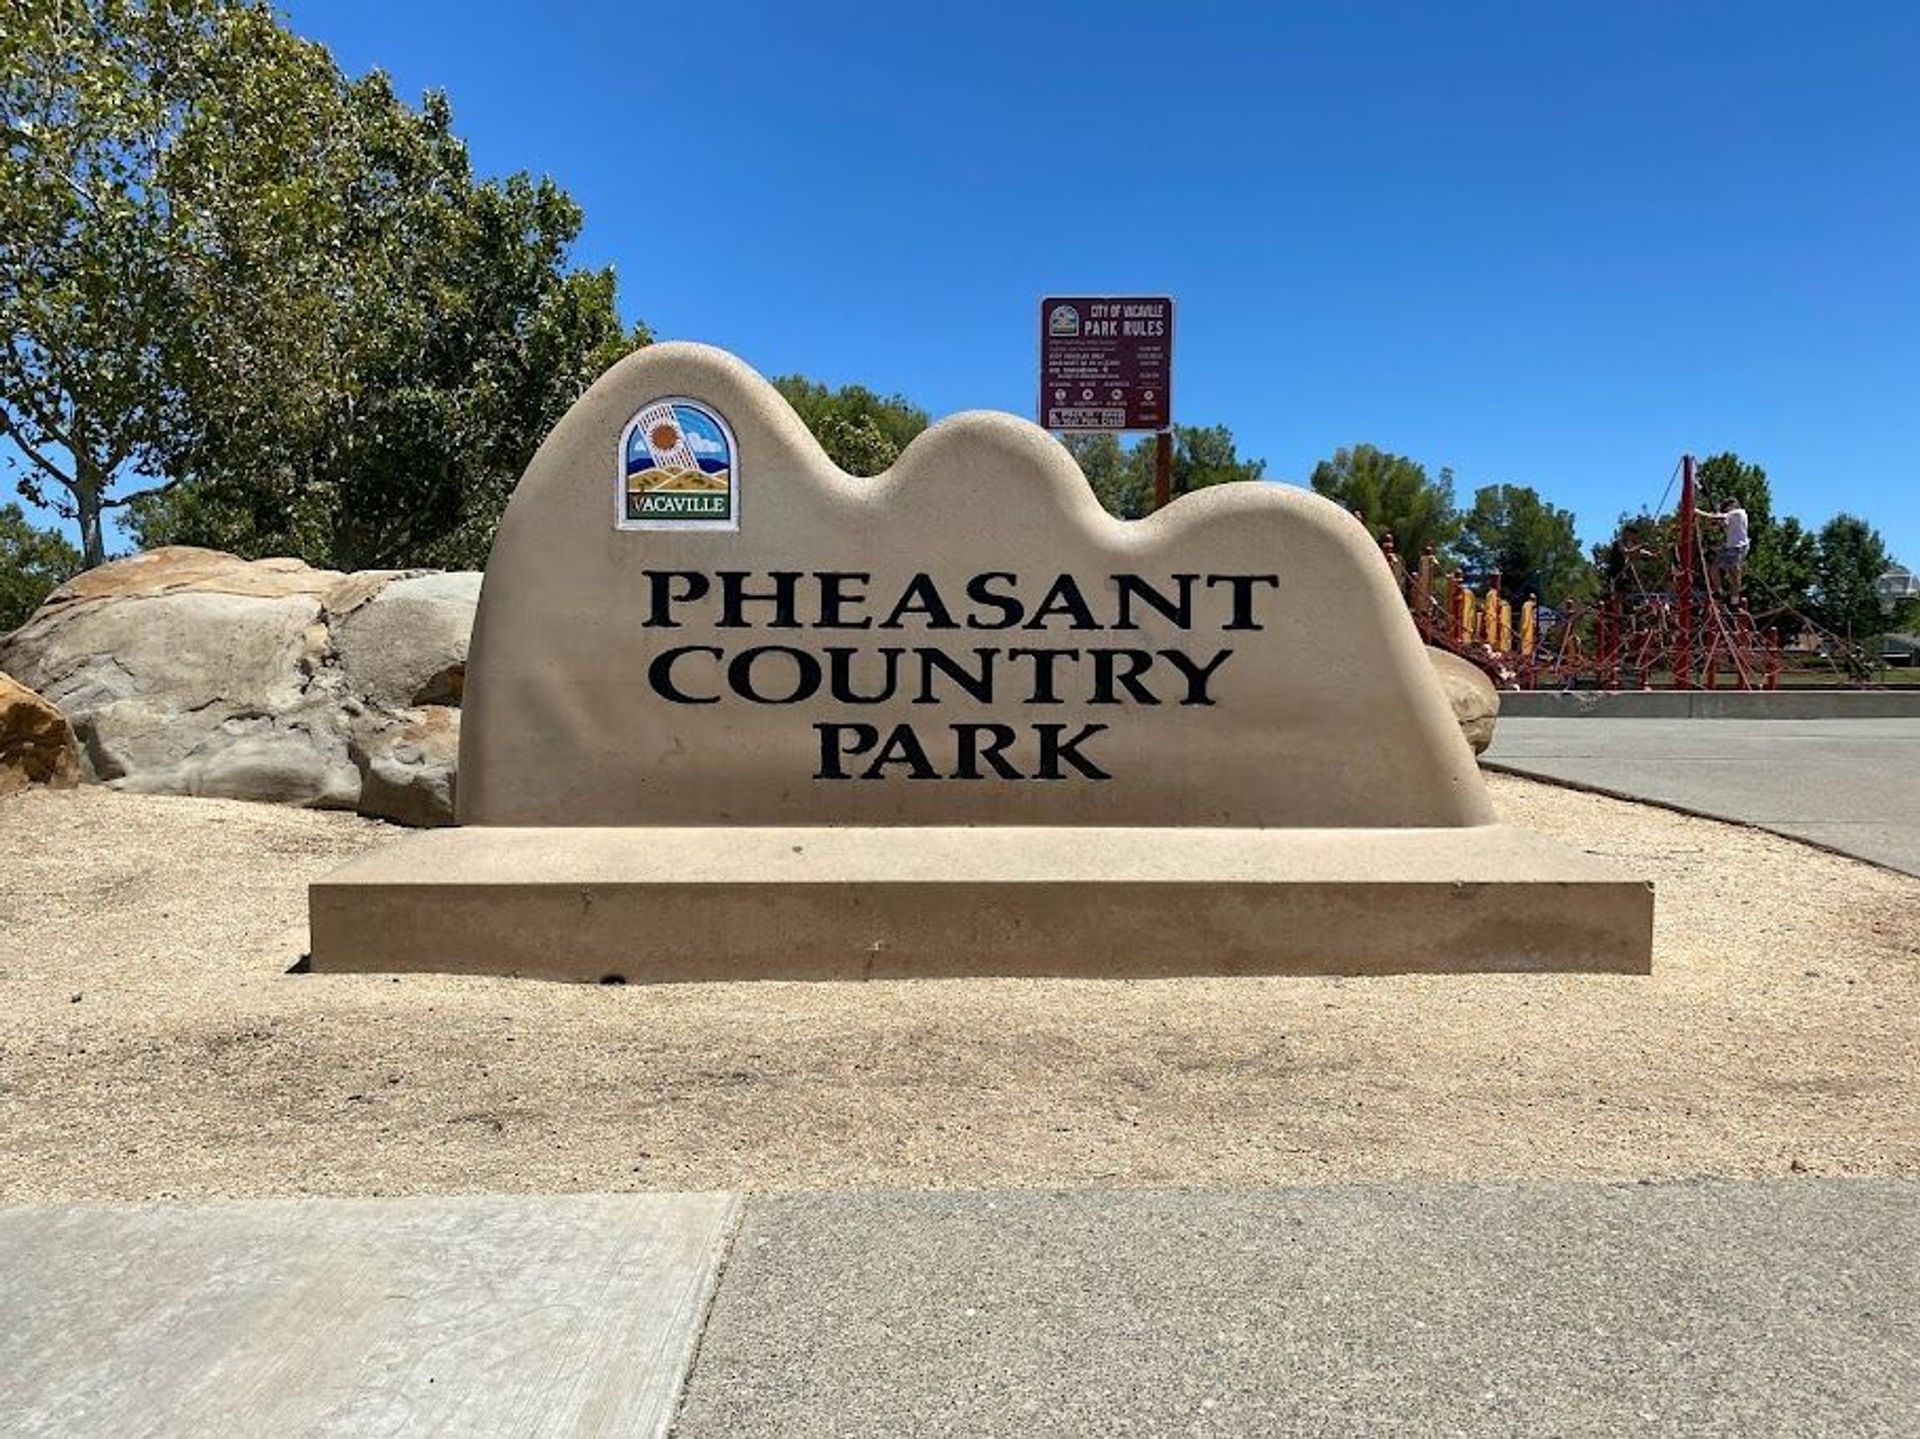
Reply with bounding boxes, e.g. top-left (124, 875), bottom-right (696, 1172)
top-left (311, 343), bottom-right (1651, 981)
top-left (463, 345), bottom-right (1482, 829)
